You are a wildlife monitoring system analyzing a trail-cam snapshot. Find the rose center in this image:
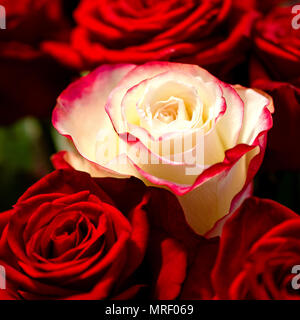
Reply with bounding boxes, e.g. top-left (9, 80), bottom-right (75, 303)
top-left (152, 96), bottom-right (189, 124)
